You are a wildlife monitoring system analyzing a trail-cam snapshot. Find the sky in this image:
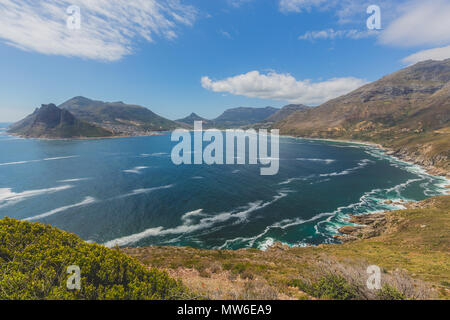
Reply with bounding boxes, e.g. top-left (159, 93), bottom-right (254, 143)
top-left (0, 0), bottom-right (449, 122)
